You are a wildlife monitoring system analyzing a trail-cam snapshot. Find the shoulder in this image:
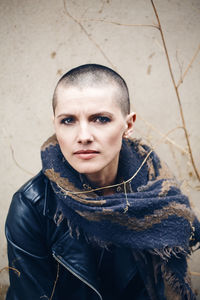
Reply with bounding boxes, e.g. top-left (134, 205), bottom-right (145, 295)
top-left (5, 172), bottom-right (48, 239)
top-left (5, 171), bottom-right (52, 257)
top-left (6, 171), bottom-right (47, 222)
top-left (16, 170), bottom-right (47, 204)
